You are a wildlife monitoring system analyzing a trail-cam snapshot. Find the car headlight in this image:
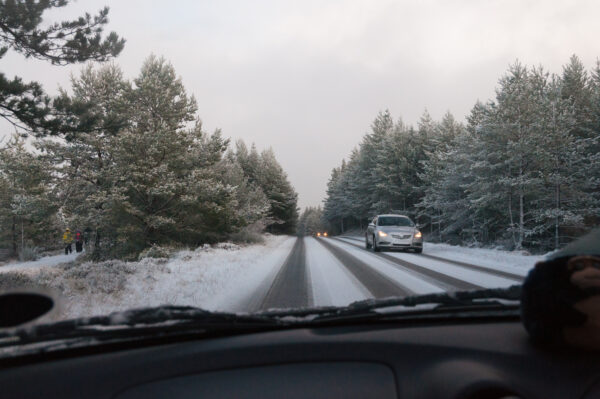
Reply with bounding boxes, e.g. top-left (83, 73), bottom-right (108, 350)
top-left (377, 231), bottom-right (388, 237)
top-left (414, 230), bottom-right (422, 238)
